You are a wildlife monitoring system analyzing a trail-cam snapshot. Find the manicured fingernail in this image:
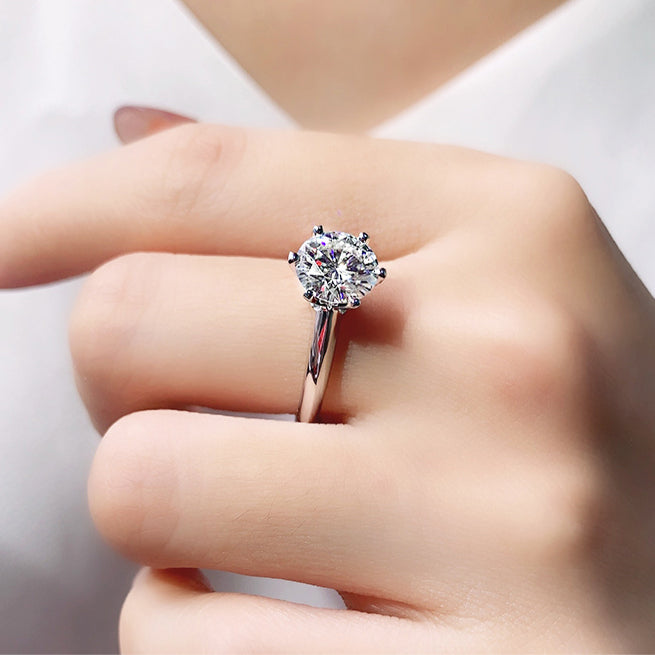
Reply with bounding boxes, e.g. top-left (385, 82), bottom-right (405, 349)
top-left (113, 105), bottom-right (194, 144)
top-left (175, 568), bottom-right (213, 592)
top-left (144, 568), bottom-right (213, 592)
